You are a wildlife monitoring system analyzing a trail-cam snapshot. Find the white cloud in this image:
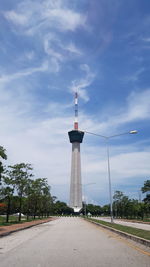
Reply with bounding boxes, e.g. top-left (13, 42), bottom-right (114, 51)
top-left (4, 10), bottom-right (29, 25)
top-left (0, 60), bottom-right (62, 85)
top-left (44, 34), bottom-right (63, 60)
top-left (4, 0), bottom-right (86, 34)
top-left (70, 64), bottom-right (95, 102)
top-left (65, 42), bottom-right (82, 55)
top-left (123, 68), bottom-right (145, 82)
top-left (45, 8), bottom-right (86, 31)
top-left (86, 89), bottom-right (150, 134)
top-left (83, 148), bottom-right (150, 180)
top-left (142, 37), bottom-right (150, 42)
top-left (43, 34), bottom-right (82, 71)
top-left (25, 51), bottom-right (35, 60)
